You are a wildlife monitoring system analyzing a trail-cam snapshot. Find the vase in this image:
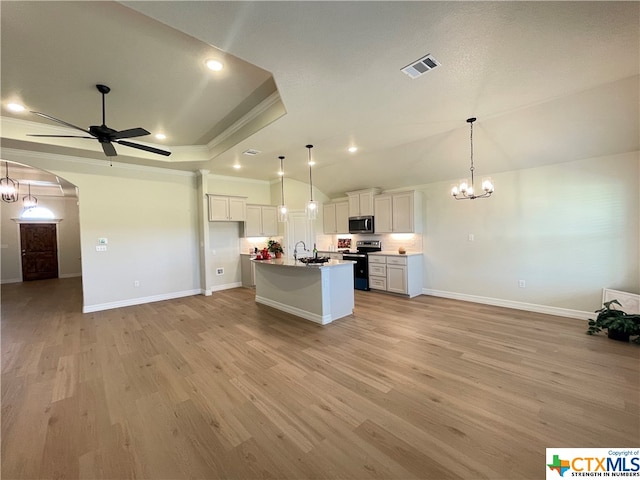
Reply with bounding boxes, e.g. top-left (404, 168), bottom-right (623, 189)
top-left (607, 329), bottom-right (630, 342)
top-left (275, 252), bottom-right (282, 259)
